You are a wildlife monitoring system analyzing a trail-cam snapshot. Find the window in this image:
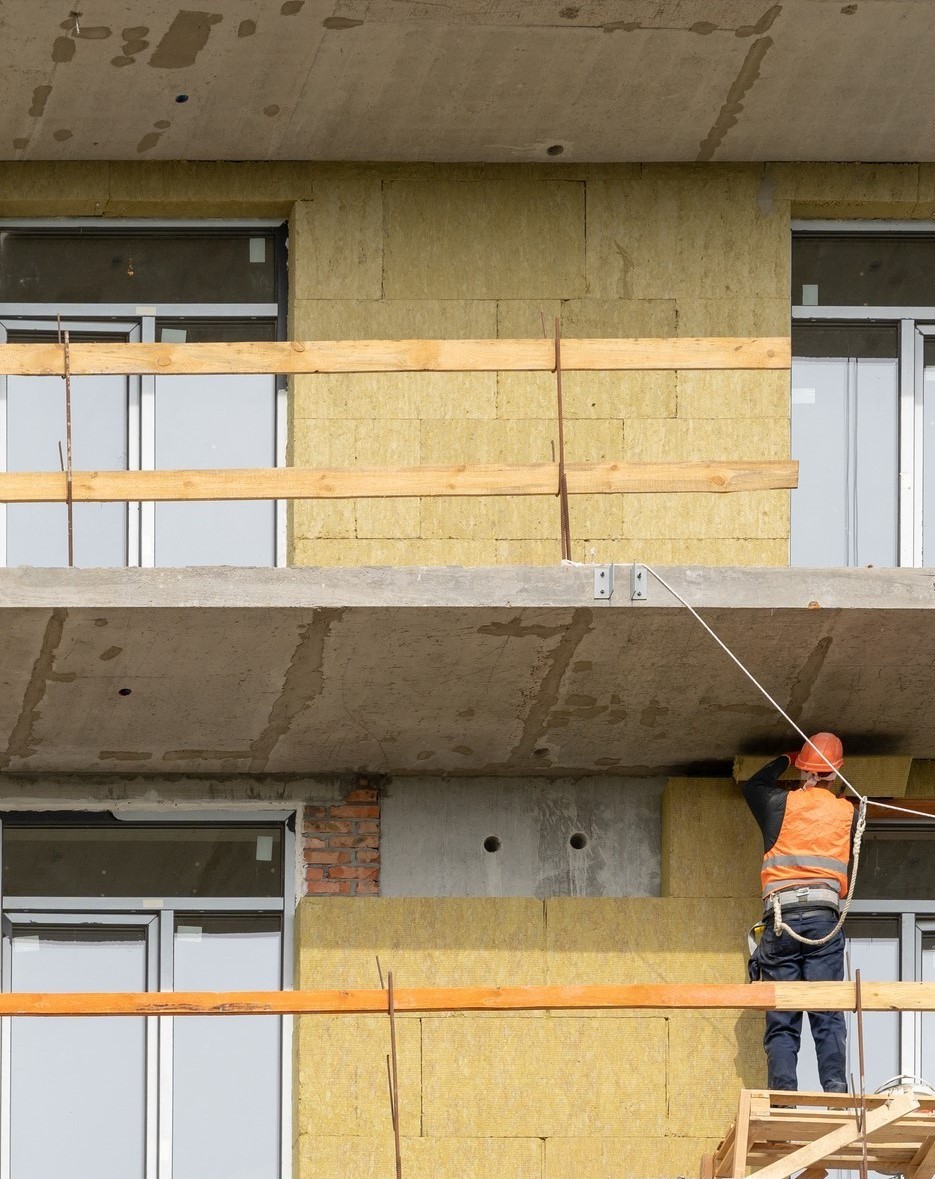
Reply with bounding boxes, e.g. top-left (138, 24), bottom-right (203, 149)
top-left (0, 813), bottom-right (294, 1179)
top-left (792, 226), bottom-right (935, 567)
top-left (0, 222), bottom-right (286, 569)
